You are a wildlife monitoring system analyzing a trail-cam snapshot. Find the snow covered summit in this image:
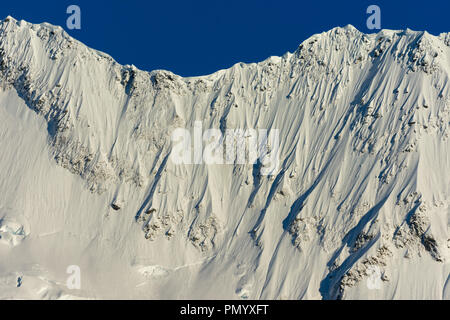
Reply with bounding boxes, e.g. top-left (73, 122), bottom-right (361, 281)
top-left (0, 16), bottom-right (448, 299)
